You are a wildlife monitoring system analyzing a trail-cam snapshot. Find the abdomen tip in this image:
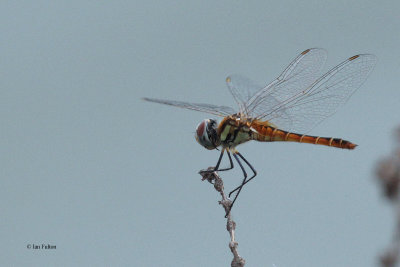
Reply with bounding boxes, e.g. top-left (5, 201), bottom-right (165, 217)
top-left (348, 143), bottom-right (357, 149)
